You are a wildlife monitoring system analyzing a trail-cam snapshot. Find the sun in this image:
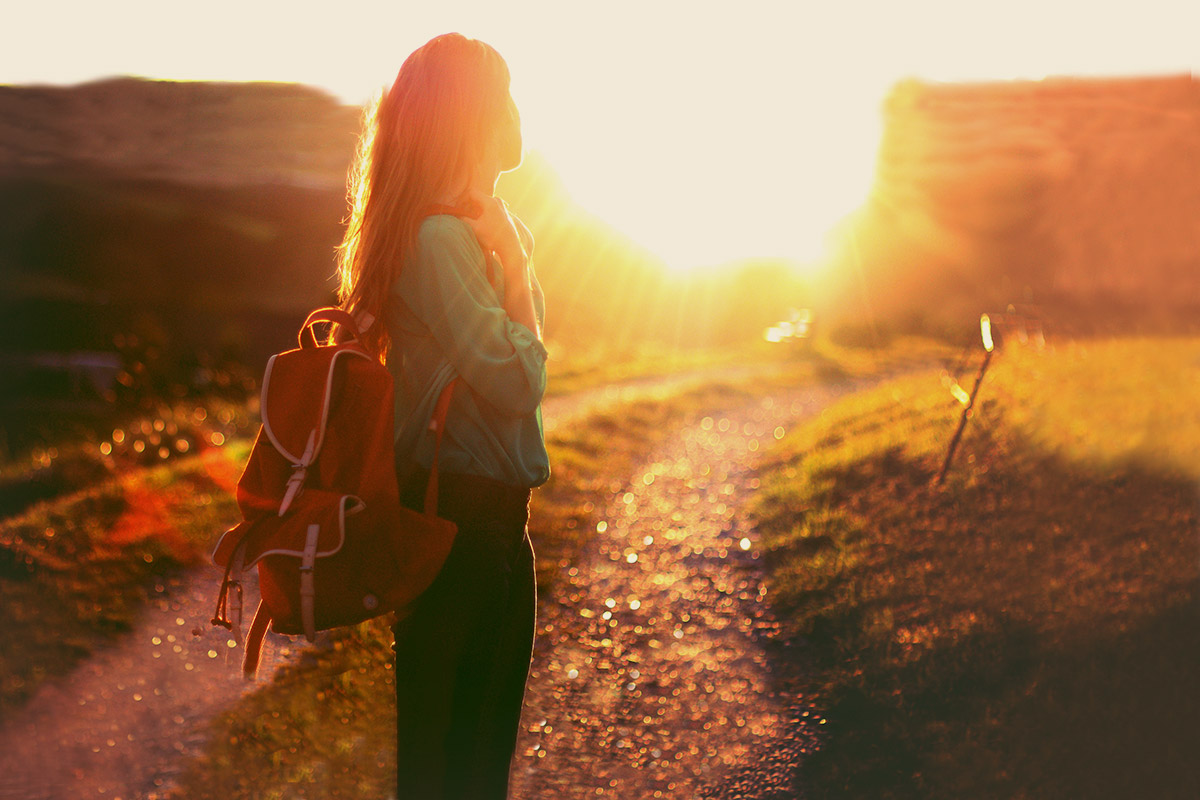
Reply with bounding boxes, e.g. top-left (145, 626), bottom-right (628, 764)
top-left (511, 64), bottom-right (887, 275)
